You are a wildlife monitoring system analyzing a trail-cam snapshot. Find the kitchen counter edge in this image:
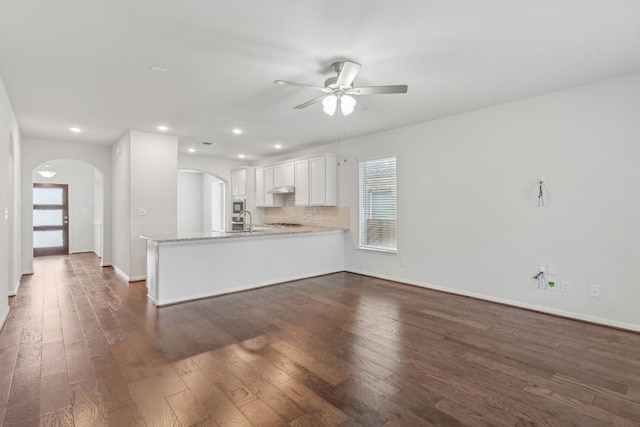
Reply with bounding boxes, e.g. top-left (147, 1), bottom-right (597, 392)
top-left (141, 226), bottom-right (348, 243)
